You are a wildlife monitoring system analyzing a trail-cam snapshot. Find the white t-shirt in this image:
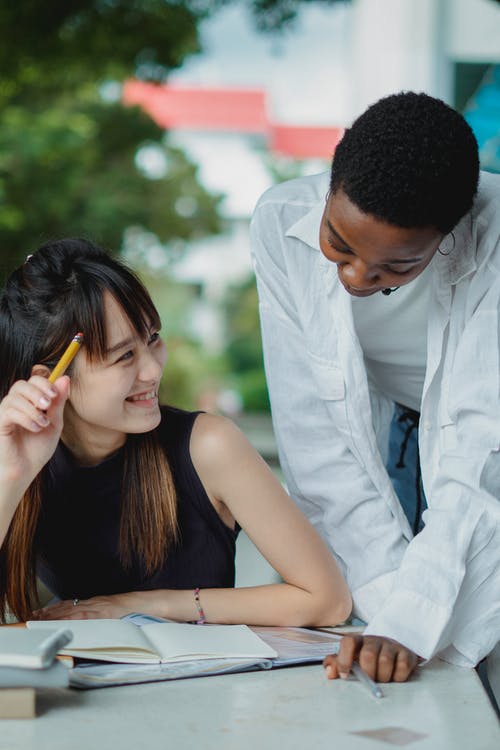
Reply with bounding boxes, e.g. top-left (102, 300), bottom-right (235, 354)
top-left (351, 260), bottom-right (434, 411)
